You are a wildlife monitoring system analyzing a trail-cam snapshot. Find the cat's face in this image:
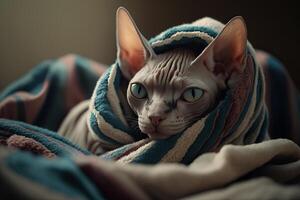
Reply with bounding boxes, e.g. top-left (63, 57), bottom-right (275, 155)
top-left (127, 49), bottom-right (220, 139)
top-left (116, 7), bottom-right (247, 139)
